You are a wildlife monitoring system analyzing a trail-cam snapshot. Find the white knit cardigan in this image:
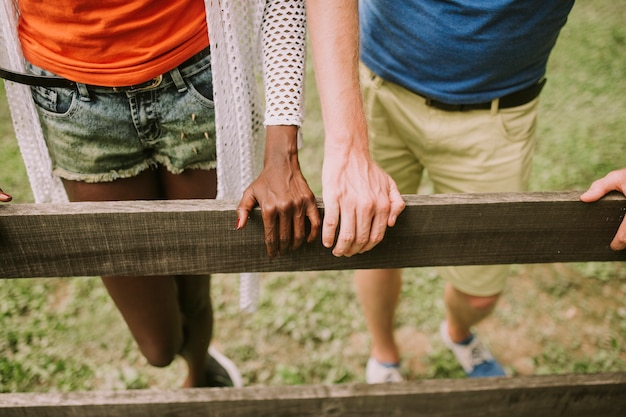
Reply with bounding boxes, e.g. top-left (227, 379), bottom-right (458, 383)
top-left (0, 0), bottom-right (307, 310)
